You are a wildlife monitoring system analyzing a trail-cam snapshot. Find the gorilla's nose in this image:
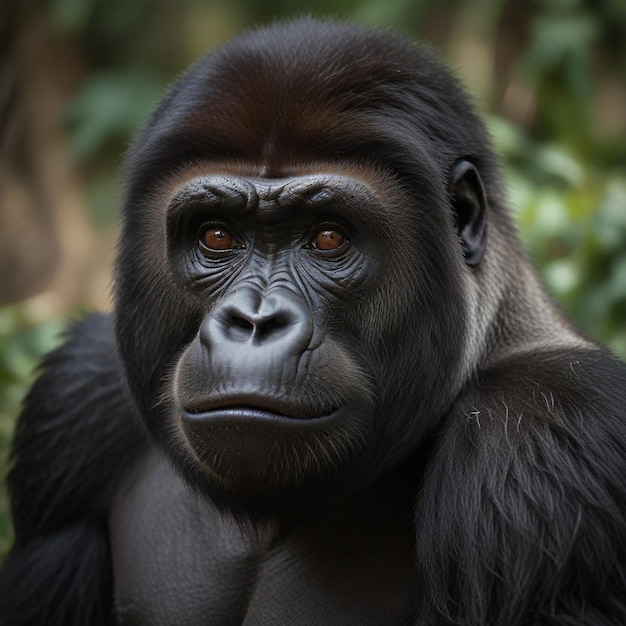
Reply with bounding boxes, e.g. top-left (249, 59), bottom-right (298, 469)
top-left (200, 287), bottom-right (313, 356)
